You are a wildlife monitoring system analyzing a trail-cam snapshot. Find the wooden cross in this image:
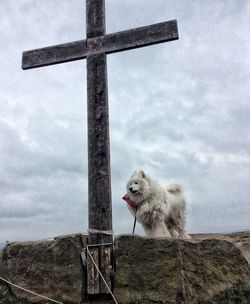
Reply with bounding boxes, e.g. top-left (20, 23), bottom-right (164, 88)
top-left (22, 0), bottom-right (178, 295)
